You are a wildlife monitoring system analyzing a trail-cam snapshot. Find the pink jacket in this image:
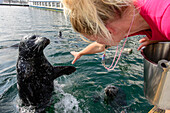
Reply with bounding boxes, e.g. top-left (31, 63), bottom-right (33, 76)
top-left (134, 0), bottom-right (170, 40)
